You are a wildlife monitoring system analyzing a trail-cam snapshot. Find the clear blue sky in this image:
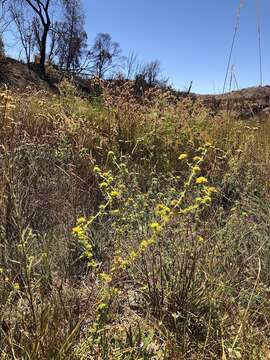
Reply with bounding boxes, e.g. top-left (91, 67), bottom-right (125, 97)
top-left (81, 0), bottom-right (270, 93)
